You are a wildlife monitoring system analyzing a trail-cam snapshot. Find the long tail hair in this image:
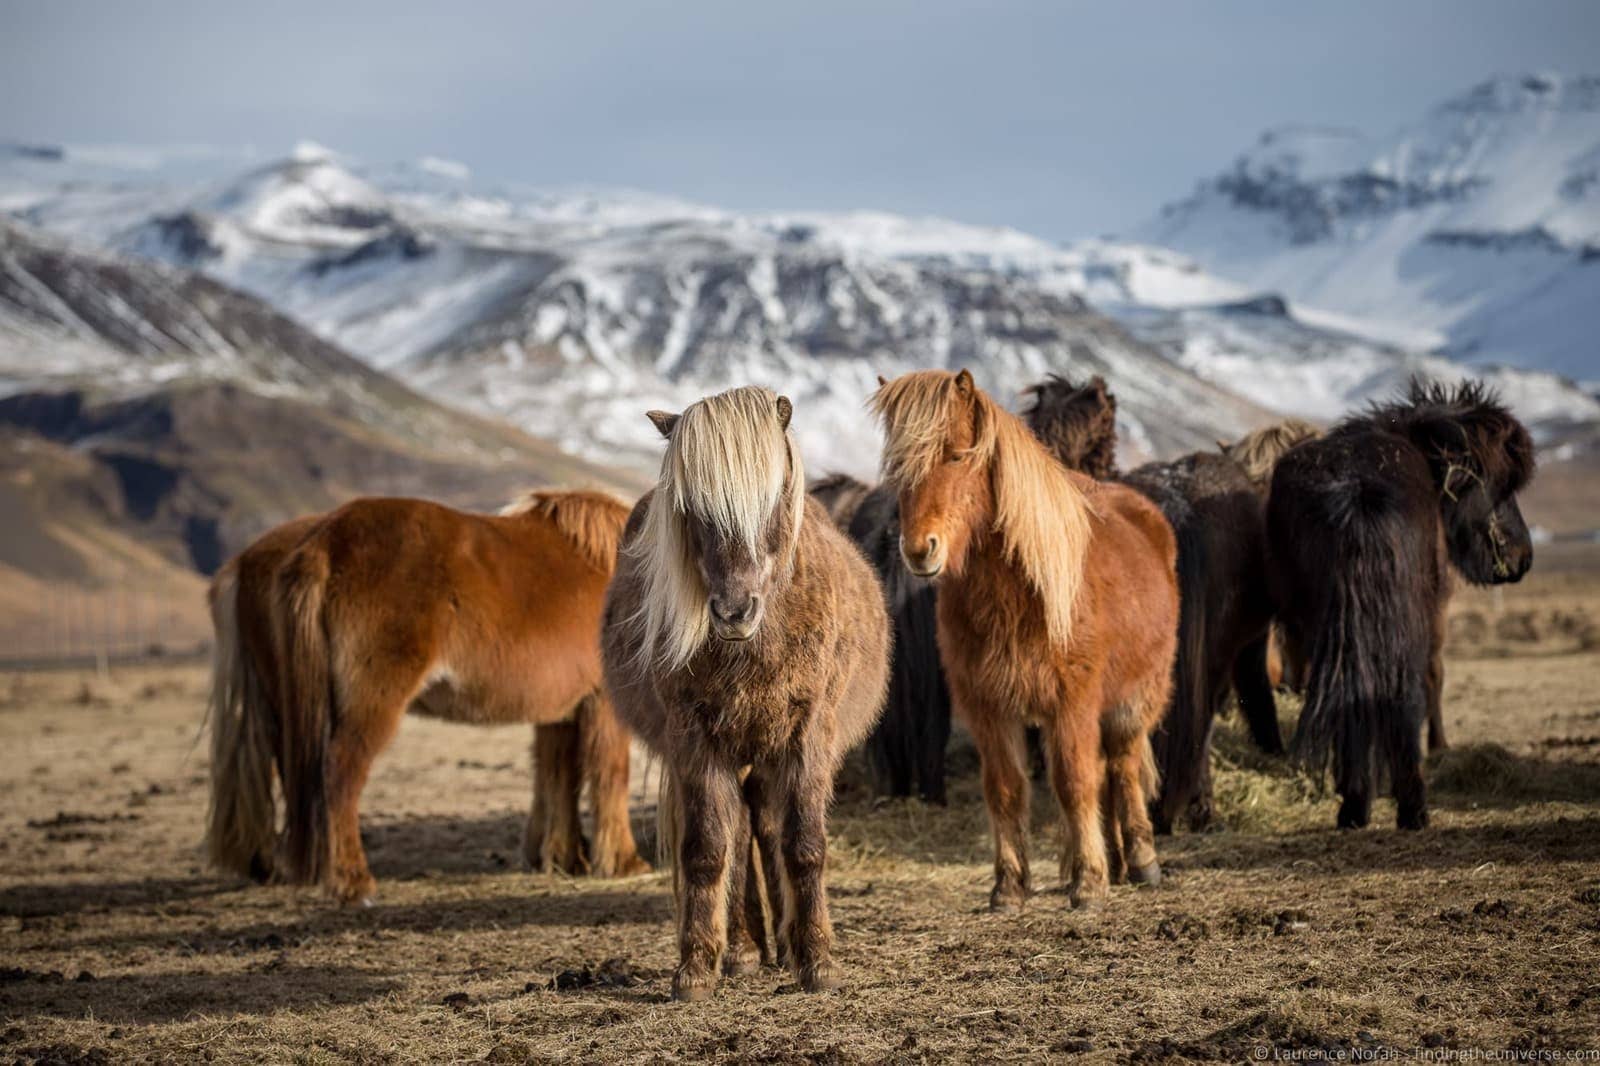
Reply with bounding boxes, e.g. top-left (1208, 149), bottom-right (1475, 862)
top-left (272, 546), bottom-right (336, 885)
top-left (1292, 499), bottom-right (1428, 788)
top-left (1150, 518), bottom-right (1213, 826)
top-left (204, 563), bottom-right (278, 882)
